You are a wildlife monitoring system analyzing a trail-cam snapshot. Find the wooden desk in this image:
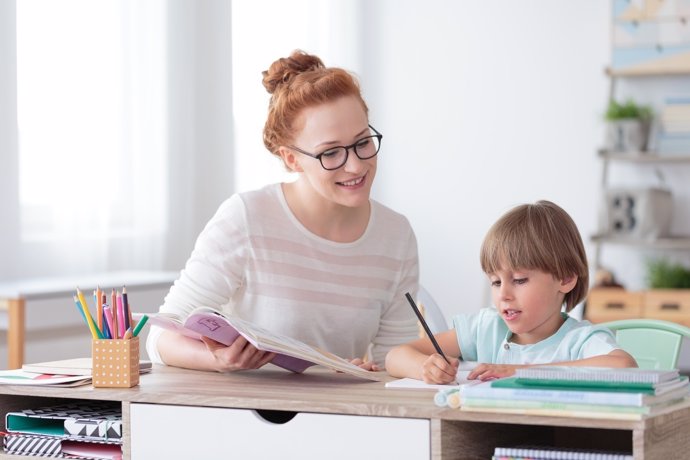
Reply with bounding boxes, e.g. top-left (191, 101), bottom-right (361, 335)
top-left (1, 365), bottom-right (689, 459)
top-left (0, 271), bottom-right (177, 369)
